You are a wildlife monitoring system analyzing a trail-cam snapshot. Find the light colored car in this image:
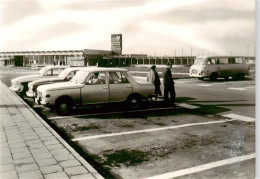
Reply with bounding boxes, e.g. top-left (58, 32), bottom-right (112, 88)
top-left (10, 66), bottom-right (69, 95)
top-left (189, 56), bottom-right (249, 81)
top-left (26, 67), bottom-right (86, 98)
top-left (35, 67), bottom-right (155, 115)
